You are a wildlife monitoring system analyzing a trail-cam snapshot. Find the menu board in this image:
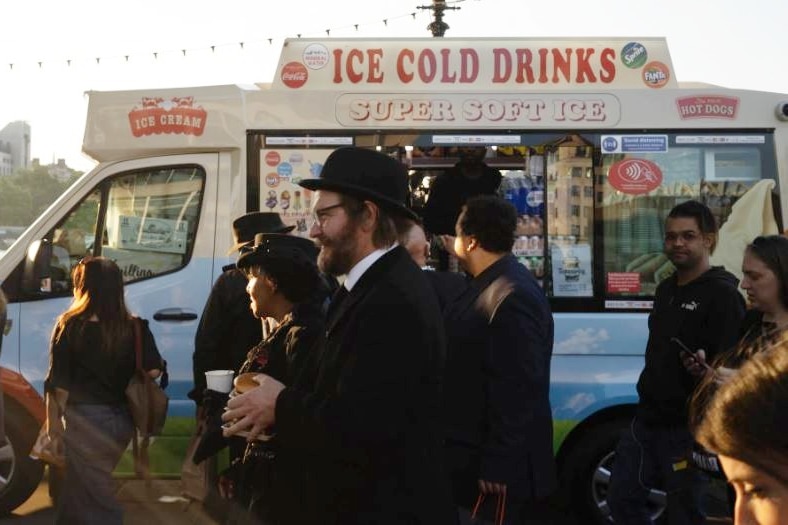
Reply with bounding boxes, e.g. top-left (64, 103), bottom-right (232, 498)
top-left (259, 149), bottom-right (335, 237)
